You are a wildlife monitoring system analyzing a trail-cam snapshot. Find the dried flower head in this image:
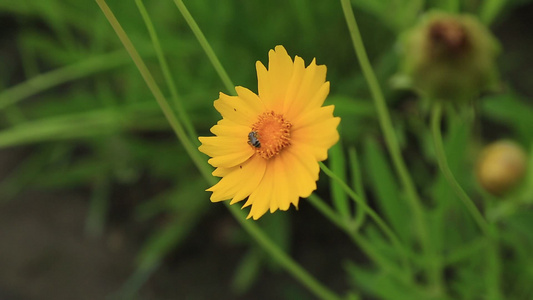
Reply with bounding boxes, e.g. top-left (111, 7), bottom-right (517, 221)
top-left (398, 11), bottom-right (500, 101)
